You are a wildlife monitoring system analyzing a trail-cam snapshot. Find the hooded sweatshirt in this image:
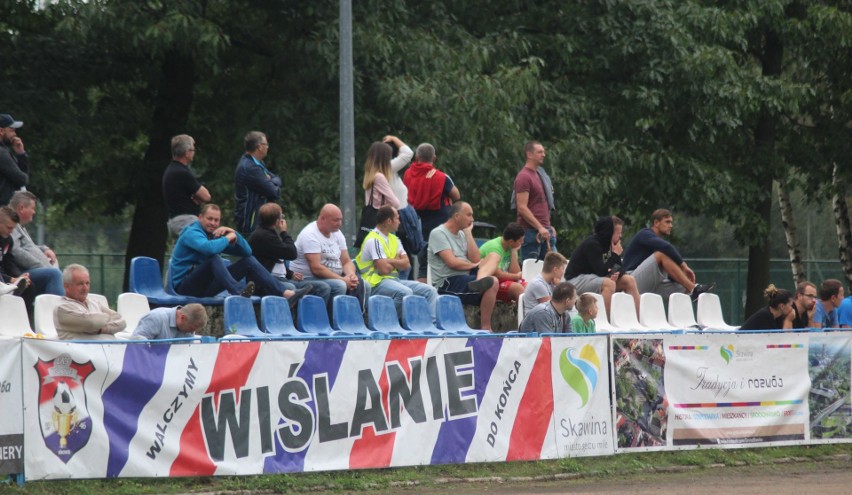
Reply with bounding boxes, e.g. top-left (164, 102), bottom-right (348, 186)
top-left (403, 162), bottom-right (449, 211)
top-left (564, 216), bottom-right (621, 280)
